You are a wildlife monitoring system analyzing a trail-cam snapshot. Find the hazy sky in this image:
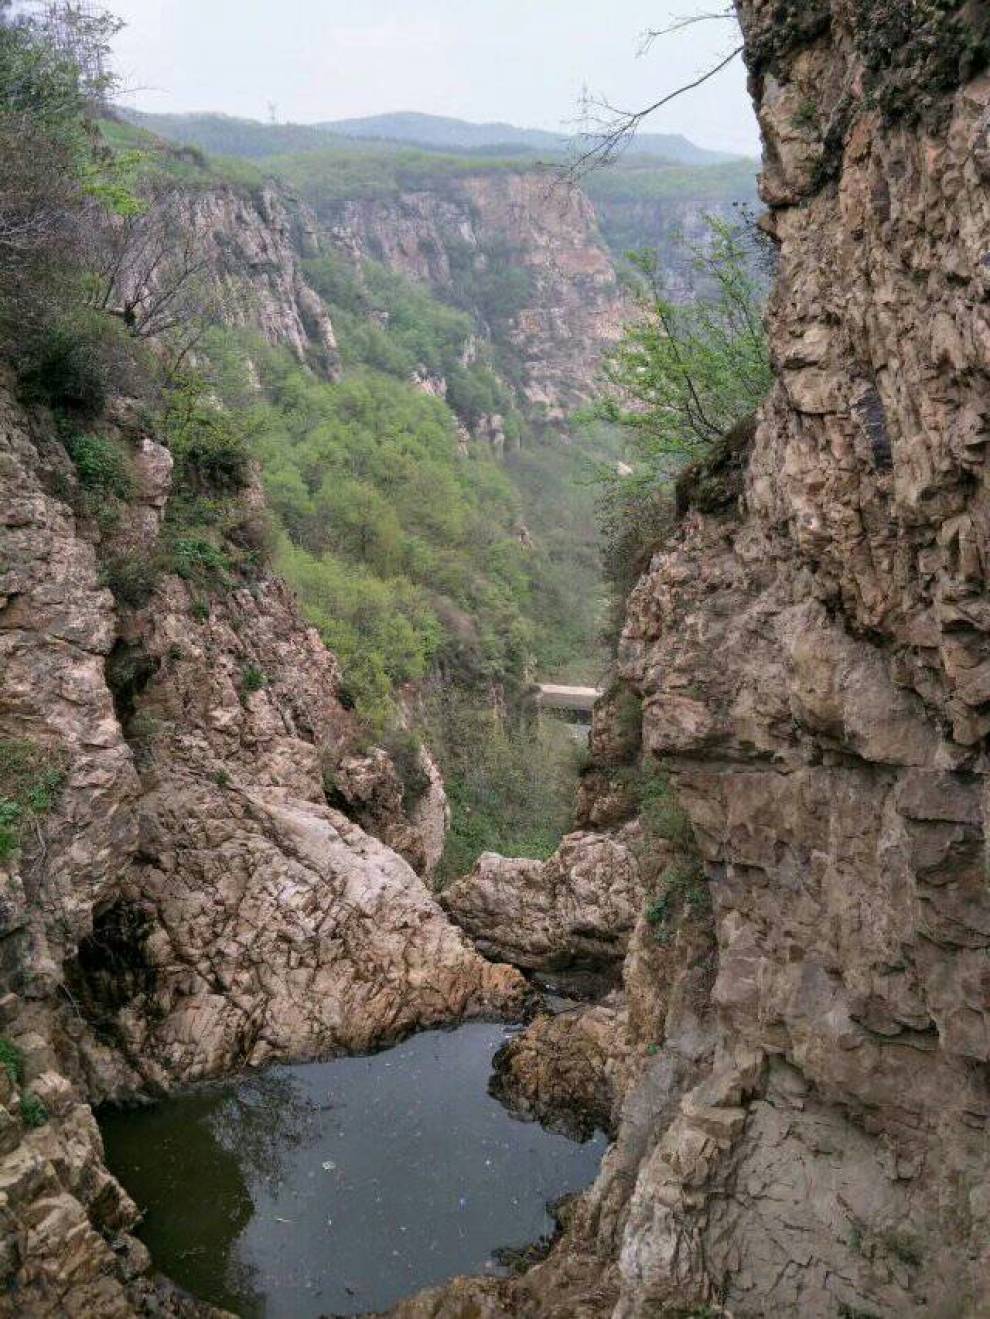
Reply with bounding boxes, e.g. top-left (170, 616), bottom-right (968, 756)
top-left (110, 1), bottom-right (760, 156)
